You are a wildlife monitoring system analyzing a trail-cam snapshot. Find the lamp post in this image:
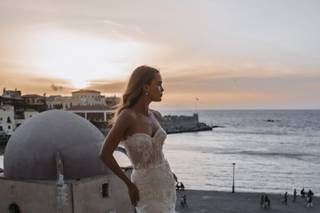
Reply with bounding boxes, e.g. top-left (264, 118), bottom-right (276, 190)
top-left (232, 163), bottom-right (236, 193)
